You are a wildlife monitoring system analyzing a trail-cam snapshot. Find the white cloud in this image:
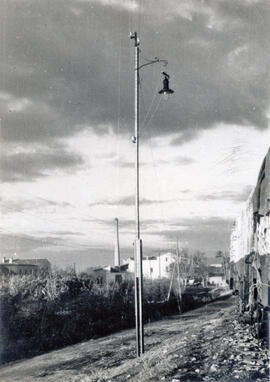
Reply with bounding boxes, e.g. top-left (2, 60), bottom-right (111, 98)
top-left (69, 7), bottom-right (84, 16)
top-left (0, 91), bottom-right (32, 112)
top-left (8, 97), bottom-right (32, 112)
top-left (76, 0), bottom-right (139, 11)
top-left (0, 92), bottom-right (12, 101)
top-left (3, 124), bottom-right (268, 257)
